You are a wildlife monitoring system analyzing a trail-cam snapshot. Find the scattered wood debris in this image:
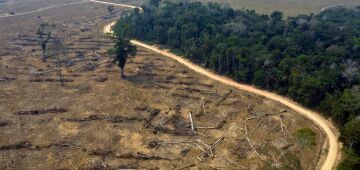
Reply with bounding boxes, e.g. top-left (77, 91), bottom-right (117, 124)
top-left (148, 139), bottom-right (163, 148)
top-left (279, 114), bottom-right (287, 135)
top-left (246, 109), bottom-right (287, 120)
top-left (244, 125), bottom-right (265, 160)
top-left (248, 120), bottom-right (264, 138)
top-left (66, 115), bottom-right (143, 123)
top-left (0, 75), bottom-right (16, 82)
top-left (201, 97), bottom-right (206, 115)
top-left (92, 74), bottom-right (108, 82)
top-left (0, 120), bottom-right (8, 127)
top-left (115, 152), bottom-right (175, 160)
top-left (29, 78), bottom-right (74, 82)
top-left (189, 112), bottom-right (196, 135)
top-left (216, 89), bottom-right (233, 105)
top-left (14, 107), bottom-right (68, 115)
top-left (219, 155), bottom-right (247, 169)
top-left (73, 62), bottom-right (96, 72)
top-left (176, 164), bottom-right (195, 170)
top-left (197, 136), bottom-right (225, 161)
top-left (144, 108), bottom-right (160, 128)
top-left (88, 149), bottom-right (114, 158)
top-left (180, 146), bottom-right (191, 157)
top-left (0, 141), bottom-right (86, 151)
